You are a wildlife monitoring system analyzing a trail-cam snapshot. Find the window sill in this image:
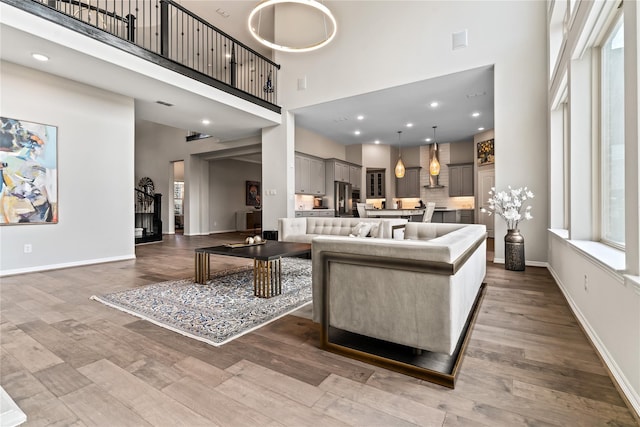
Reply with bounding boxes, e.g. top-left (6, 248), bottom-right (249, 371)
top-left (568, 240), bottom-right (625, 272)
top-left (548, 228), bottom-right (625, 272)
